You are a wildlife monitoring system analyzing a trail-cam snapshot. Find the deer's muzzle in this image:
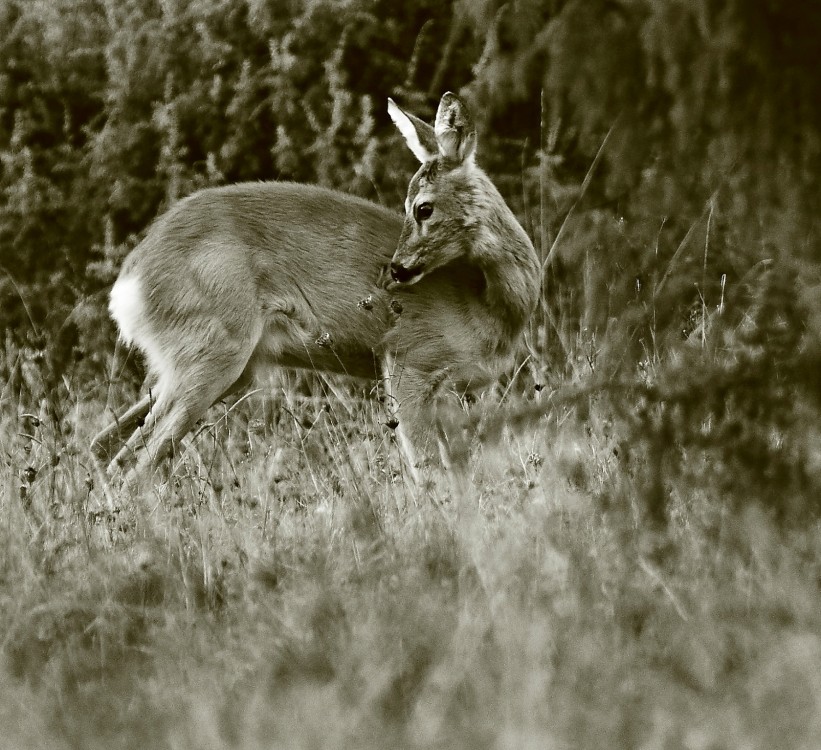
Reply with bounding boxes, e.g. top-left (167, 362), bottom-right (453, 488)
top-left (390, 261), bottom-right (423, 285)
